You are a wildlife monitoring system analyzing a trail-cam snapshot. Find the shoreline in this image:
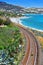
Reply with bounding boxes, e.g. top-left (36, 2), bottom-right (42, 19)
top-left (9, 17), bottom-right (43, 32)
top-left (20, 21), bottom-right (43, 32)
